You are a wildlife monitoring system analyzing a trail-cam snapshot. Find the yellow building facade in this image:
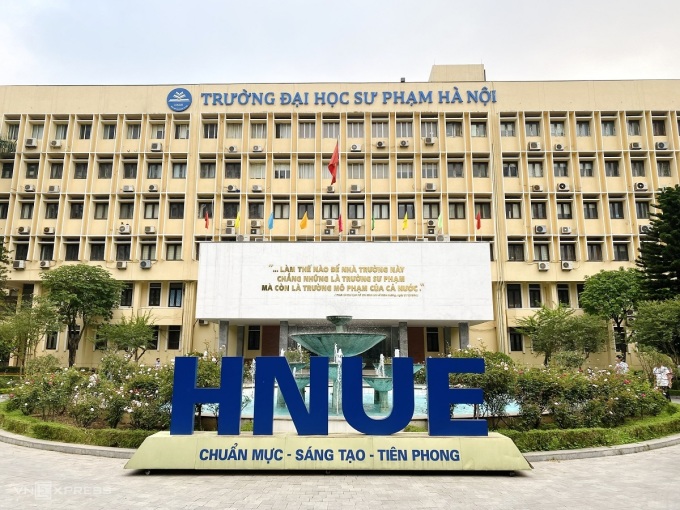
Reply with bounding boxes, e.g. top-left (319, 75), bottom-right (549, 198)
top-left (1, 65), bottom-right (679, 367)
